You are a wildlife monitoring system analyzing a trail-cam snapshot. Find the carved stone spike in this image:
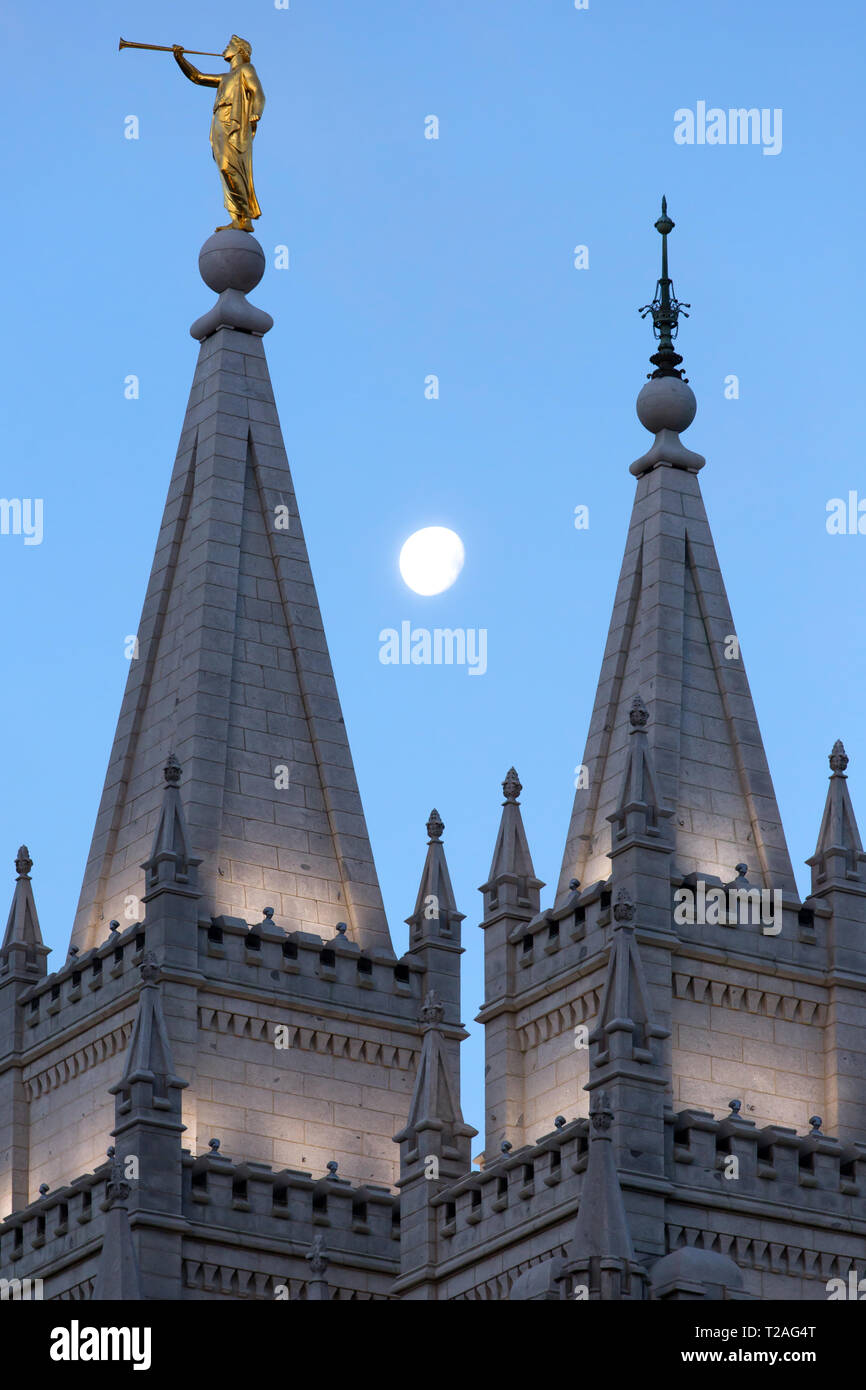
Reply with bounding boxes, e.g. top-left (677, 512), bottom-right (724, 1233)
top-left (829, 740), bottom-right (849, 775)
